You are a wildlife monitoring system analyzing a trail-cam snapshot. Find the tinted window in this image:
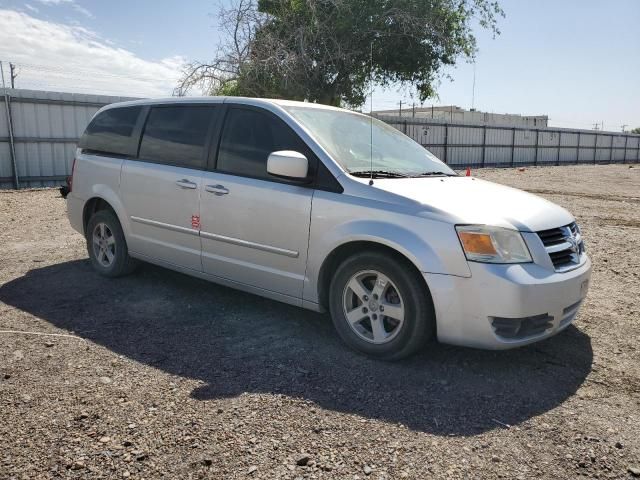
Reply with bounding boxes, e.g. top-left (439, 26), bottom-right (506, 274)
top-left (139, 106), bottom-right (215, 168)
top-left (217, 108), bottom-right (307, 180)
top-left (79, 106), bottom-right (142, 157)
